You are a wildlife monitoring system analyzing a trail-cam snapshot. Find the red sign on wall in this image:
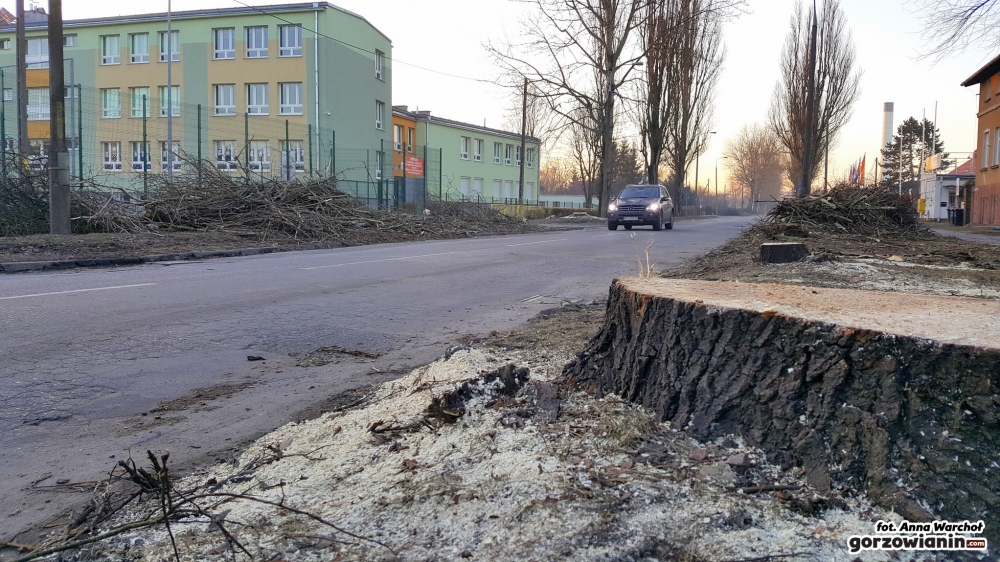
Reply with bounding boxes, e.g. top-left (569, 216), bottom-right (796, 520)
top-left (404, 156), bottom-right (424, 176)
